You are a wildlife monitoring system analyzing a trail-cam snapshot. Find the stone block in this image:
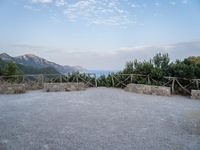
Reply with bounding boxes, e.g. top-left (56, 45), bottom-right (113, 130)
top-left (125, 83), bottom-right (171, 96)
top-left (191, 90), bottom-right (200, 100)
top-left (0, 84), bottom-right (26, 94)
